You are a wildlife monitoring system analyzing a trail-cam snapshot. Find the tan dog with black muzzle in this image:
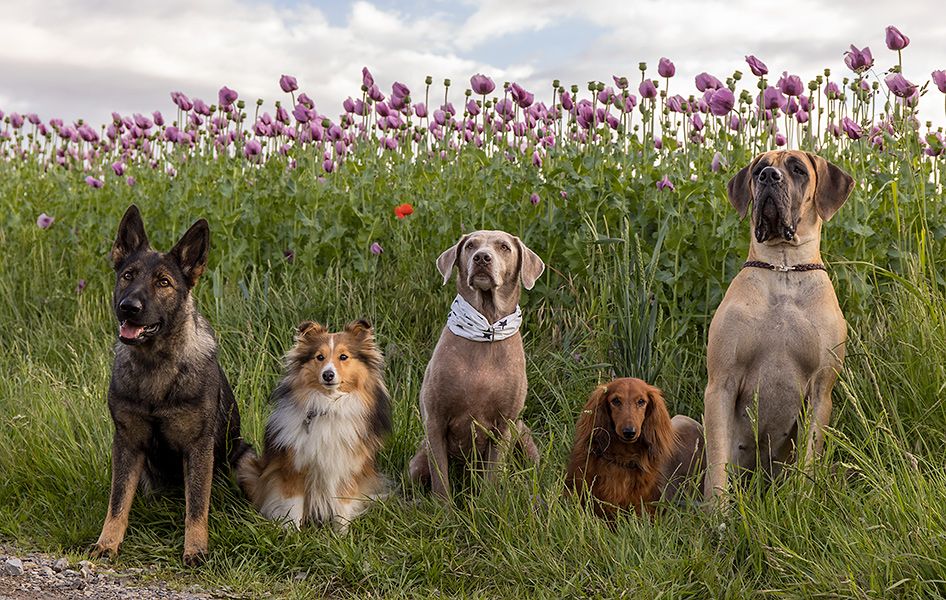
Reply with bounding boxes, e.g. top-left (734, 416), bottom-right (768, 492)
top-left (409, 230), bottom-right (545, 503)
top-left (703, 150), bottom-right (855, 509)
